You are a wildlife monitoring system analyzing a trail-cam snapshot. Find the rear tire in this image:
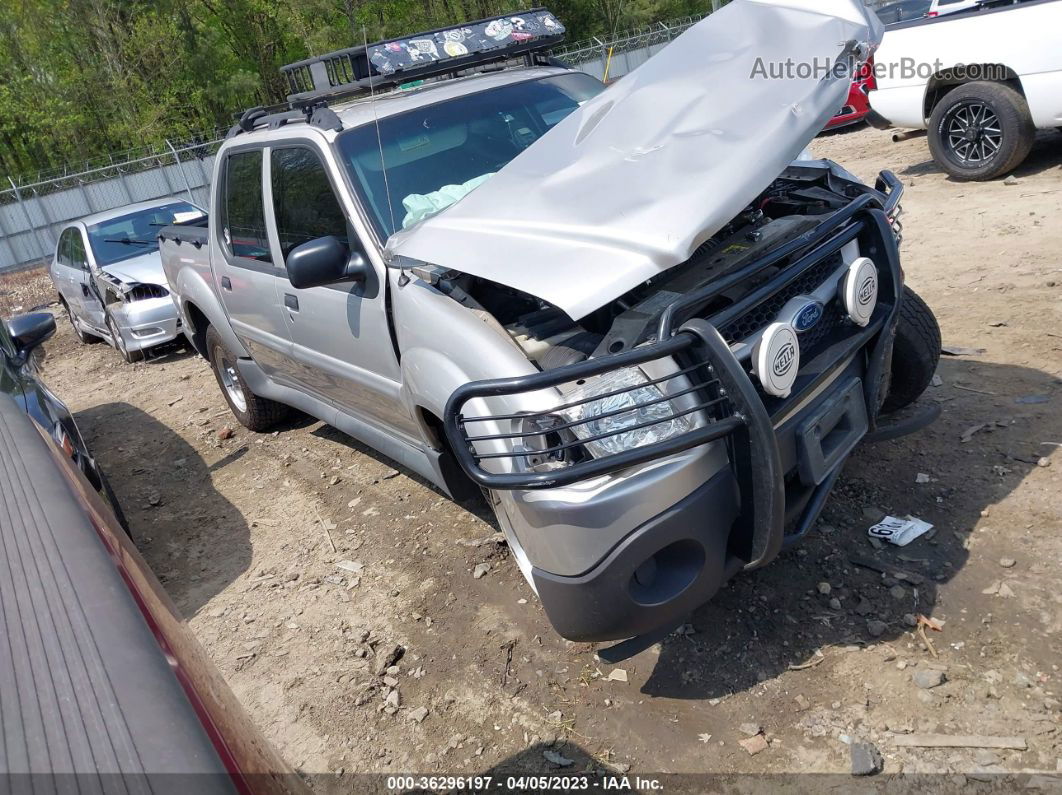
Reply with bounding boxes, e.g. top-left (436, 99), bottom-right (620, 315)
top-left (883, 286), bottom-right (941, 413)
top-left (106, 312), bottom-right (144, 363)
top-left (205, 325), bottom-right (288, 431)
top-left (927, 81), bottom-right (1035, 181)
